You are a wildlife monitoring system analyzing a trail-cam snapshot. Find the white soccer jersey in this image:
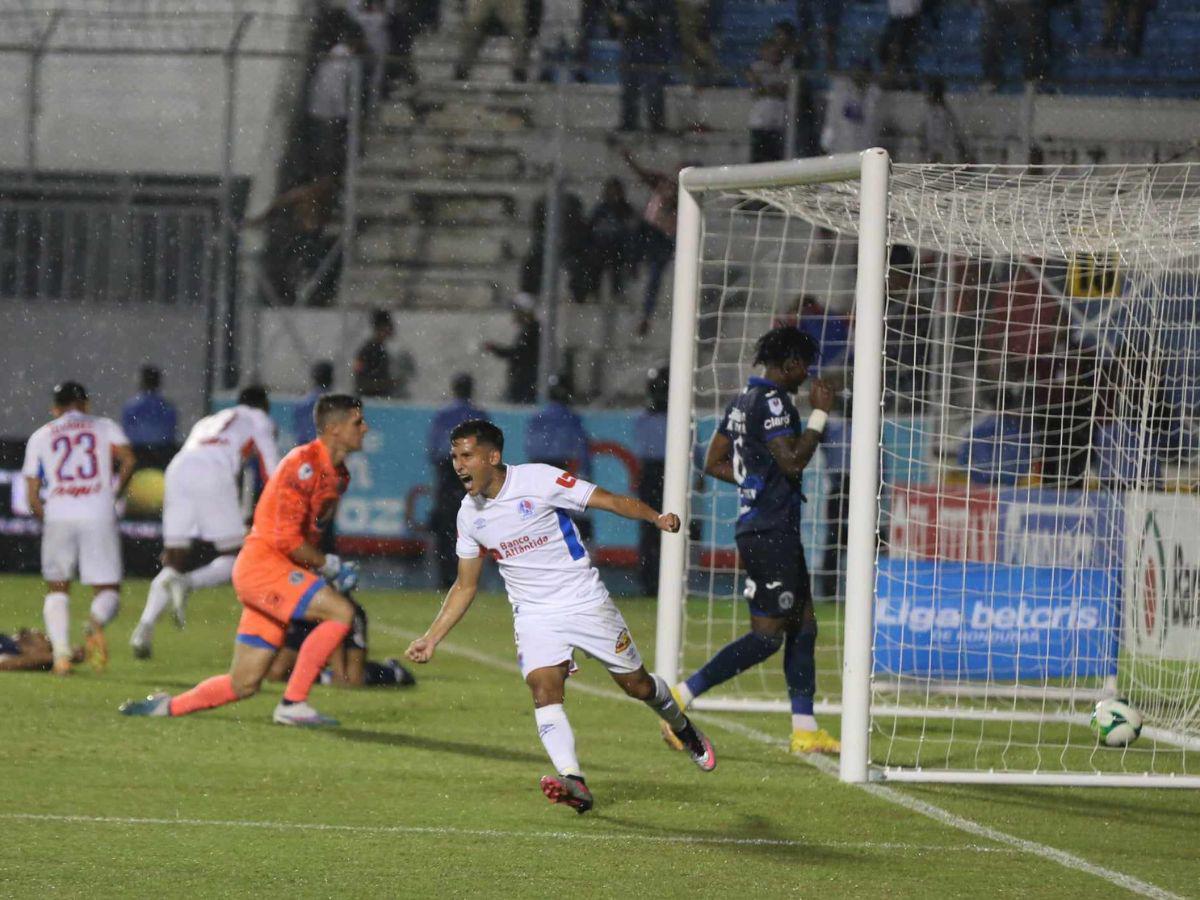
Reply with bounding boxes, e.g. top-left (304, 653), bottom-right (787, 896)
top-left (179, 405), bottom-right (280, 481)
top-left (22, 411), bottom-right (129, 522)
top-left (456, 463), bottom-right (607, 615)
